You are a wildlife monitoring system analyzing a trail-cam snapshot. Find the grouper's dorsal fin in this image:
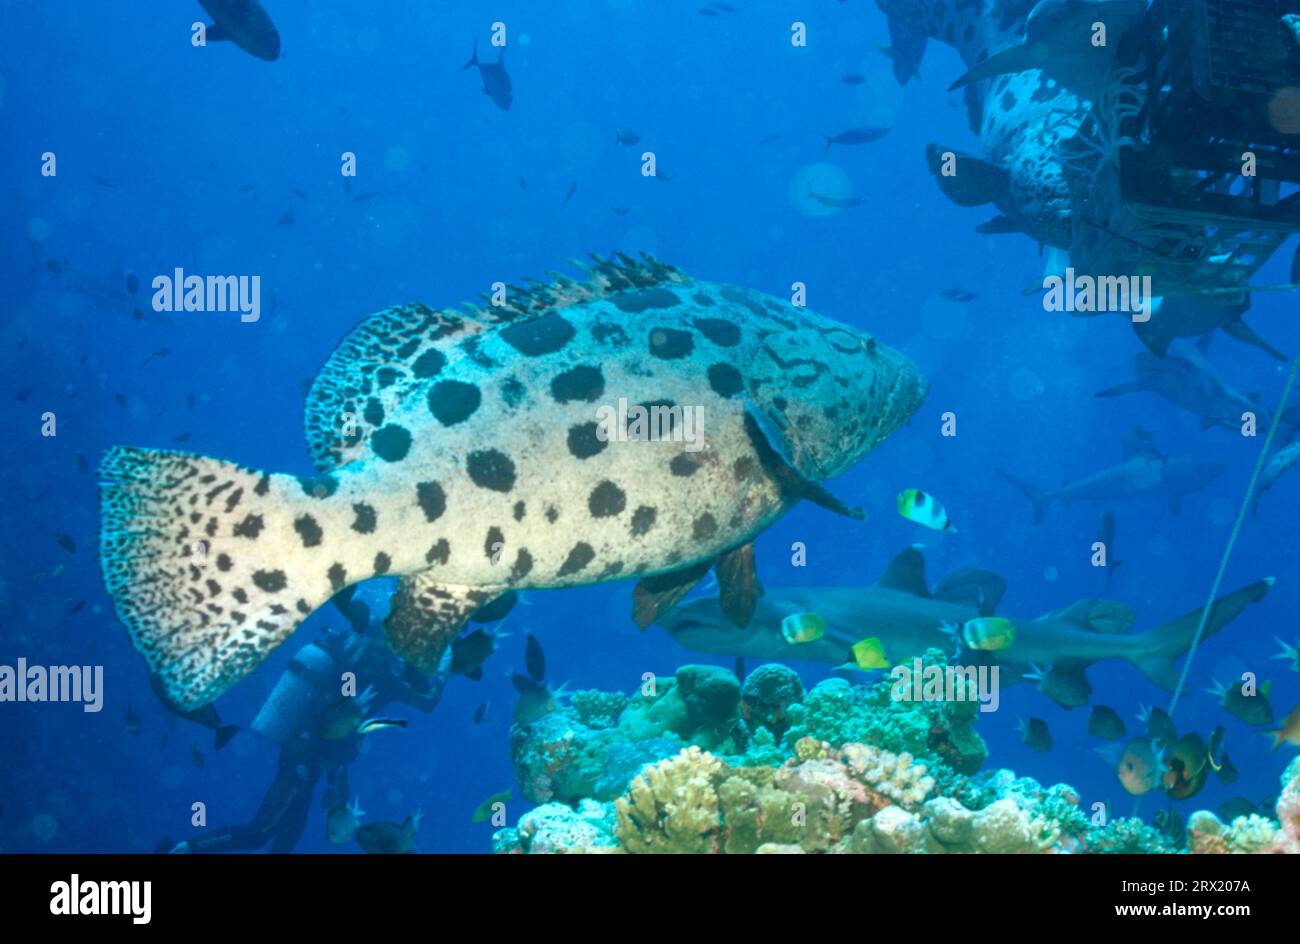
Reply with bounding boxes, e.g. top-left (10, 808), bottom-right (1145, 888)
top-left (304, 253), bottom-right (689, 471)
top-left (932, 567), bottom-right (1006, 616)
top-left (1045, 599), bottom-right (1136, 633)
top-left (876, 546), bottom-right (929, 597)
